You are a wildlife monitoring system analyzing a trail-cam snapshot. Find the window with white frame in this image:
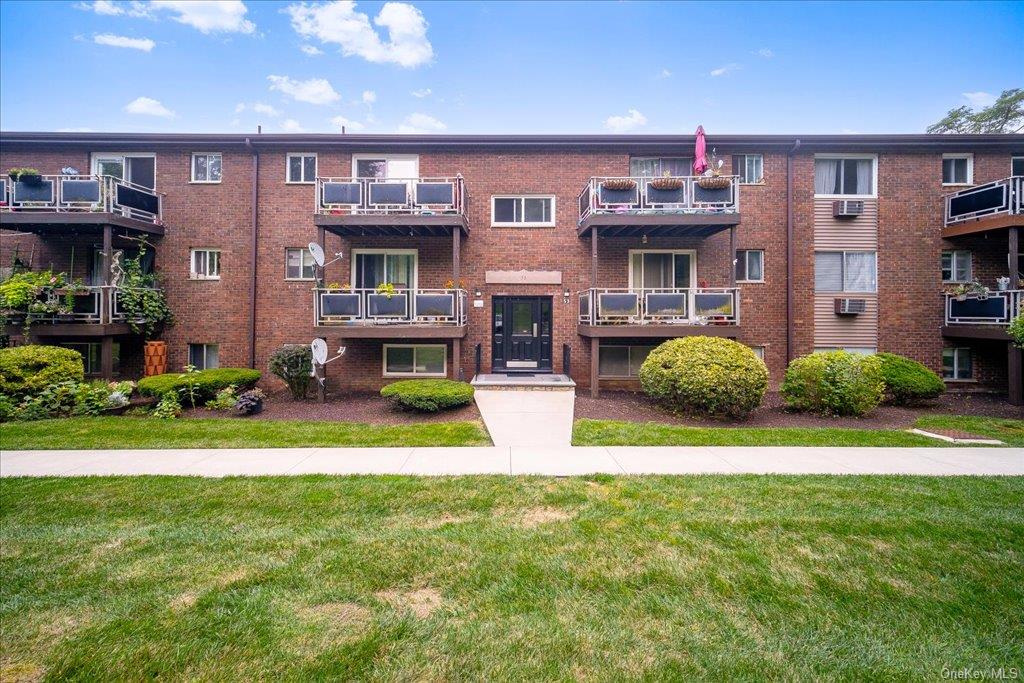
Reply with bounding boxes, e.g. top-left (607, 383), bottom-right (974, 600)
top-left (942, 154), bottom-right (973, 185)
top-left (738, 154), bottom-right (764, 184)
top-left (190, 249), bottom-right (221, 280)
top-left (629, 157), bottom-right (692, 177)
top-left (735, 249), bottom-right (764, 282)
top-left (941, 250), bottom-right (972, 282)
top-left (1012, 156), bottom-right (1024, 177)
top-left (629, 250), bottom-right (694, 289)
top-left (814, 156), bottom-right (876, 196)
top-left (352, 249), bottom-right (416, 289)
top-left (285, 247), bottom-right (316, 280)
top-left (749, 345), bottom-right (765, 360)
top-left (287, 153), bottom-right (317, 183)
top-left (191, 153), bottom-right (222, 183)
top-left (942, 347), bottom-right (972, 380)
top-left (491, 196), bottom-right (556, 227)
top-left (188, 343), bottom-right (219, 370)
top-left (383, 344), bottom-right (446, 377)
top-left (815, 251), bottom-right (877, 292)
top-left (598, 345), bottom-right (656, 378)
top-left (58, 342), bottom-right (120, 375)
